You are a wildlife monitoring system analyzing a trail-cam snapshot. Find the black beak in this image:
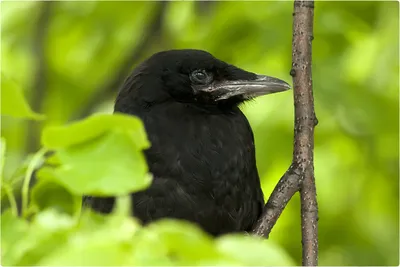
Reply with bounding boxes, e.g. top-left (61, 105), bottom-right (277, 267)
top-left (211, 75), bottom-right (291, 101)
